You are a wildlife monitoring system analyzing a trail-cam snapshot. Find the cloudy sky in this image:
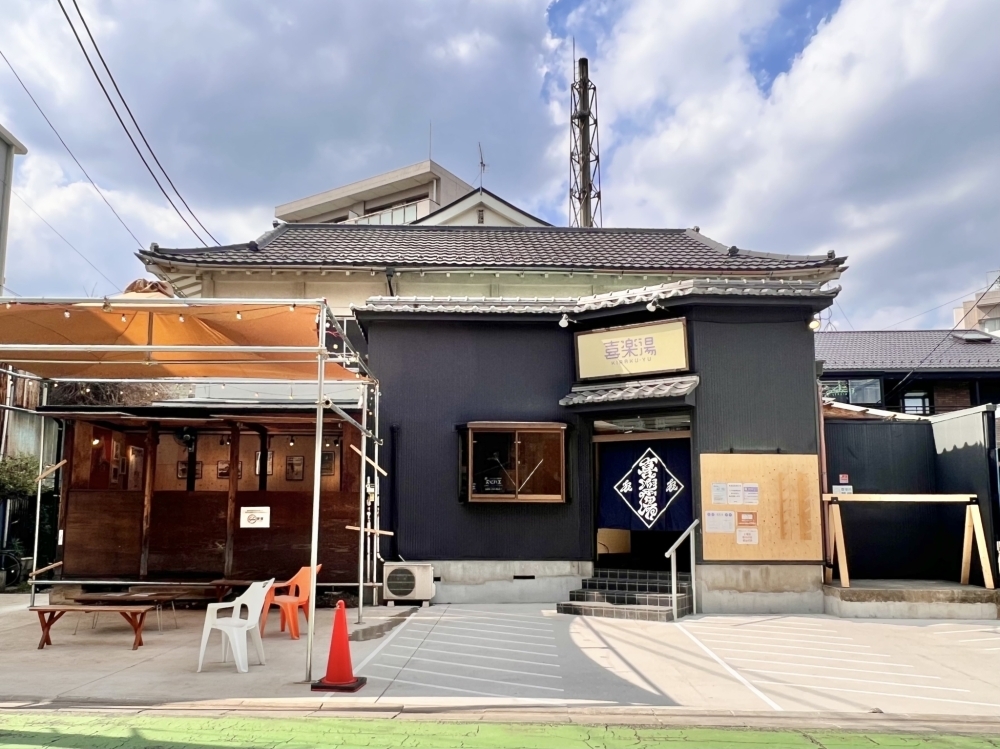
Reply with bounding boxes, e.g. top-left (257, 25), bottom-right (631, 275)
top-left (1, 0), bottom-right (998, 329)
